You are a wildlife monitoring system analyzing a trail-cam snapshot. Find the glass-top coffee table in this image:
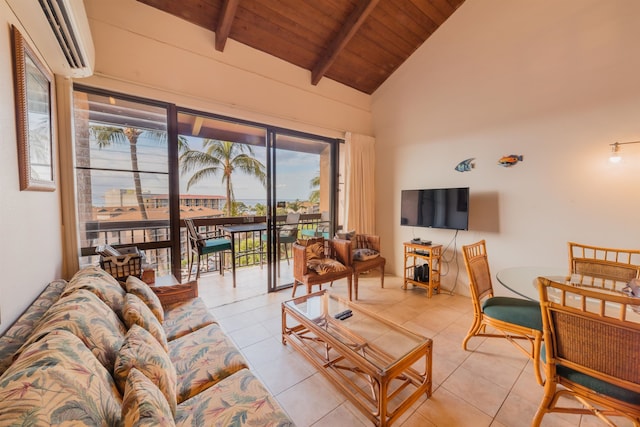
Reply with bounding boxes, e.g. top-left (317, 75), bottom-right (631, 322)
top-left (281, 290), bottom-right (432, 426)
